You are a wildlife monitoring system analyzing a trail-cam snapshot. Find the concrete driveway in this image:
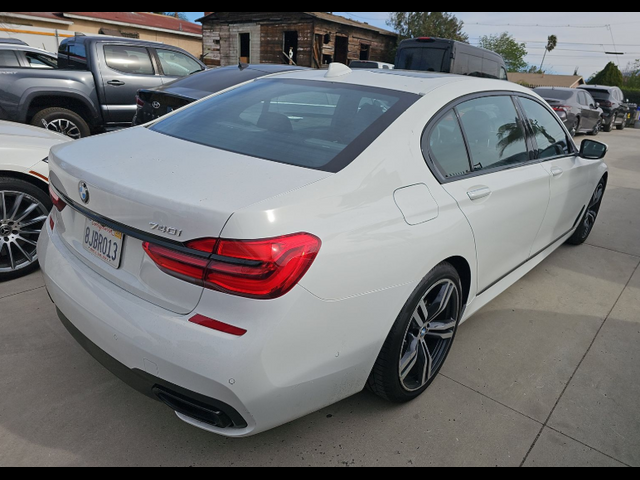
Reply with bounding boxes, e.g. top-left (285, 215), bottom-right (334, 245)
top-left (1, 127), bottom-right (638, 467)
